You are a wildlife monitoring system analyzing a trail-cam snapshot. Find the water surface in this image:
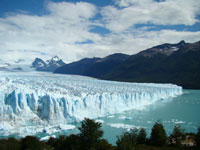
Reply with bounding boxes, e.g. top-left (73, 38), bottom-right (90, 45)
top-left (62, 89), bottom-right (200, 144)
